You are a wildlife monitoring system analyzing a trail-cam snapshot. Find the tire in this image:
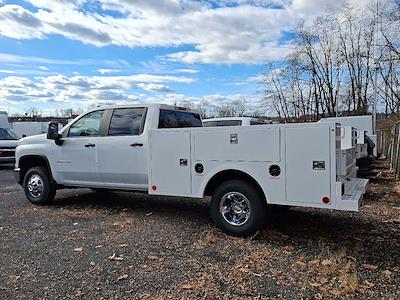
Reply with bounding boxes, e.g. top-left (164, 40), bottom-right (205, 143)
top-left (210, 179), bottom-right (266, 237)
top-left (23, 166), bottom-right (56, 205)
